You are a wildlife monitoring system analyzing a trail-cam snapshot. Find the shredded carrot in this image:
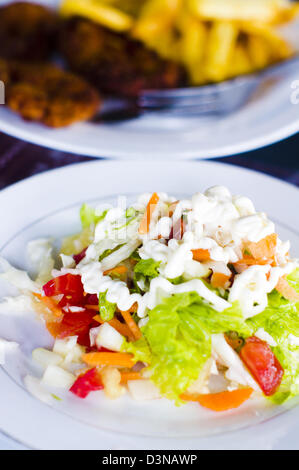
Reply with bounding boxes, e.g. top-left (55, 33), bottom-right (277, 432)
top-left (120, 372), bottom-right (142, 383)
top-left (192, 249), bottom-right (211, 262)
top-left (211, 272), bottom-right (231, 289)
top-left (103, 265), bottom-right (127, 276)
top-left (85, 305), bottom-right (99, 311)
top-left (129, 302), bottom-right (138, 313)
top-left (276, 276), bottom-right (299, 302)
top-left (33, 292), bottom-right (63, 318)
top-left (120, 310), bottom-right (142, 341)
top-left (138, 192), bottom-right (159, 234)
top-left (180, 388), bottom-right (253, 412)
top-left (93, 315), bottom-right (134, 340)
top-left (82, 352), bottom-right (135, 368)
